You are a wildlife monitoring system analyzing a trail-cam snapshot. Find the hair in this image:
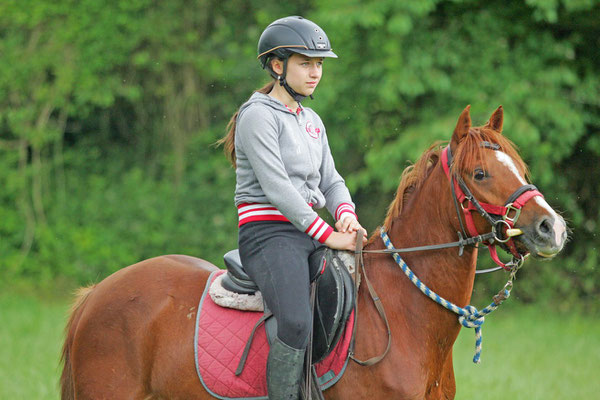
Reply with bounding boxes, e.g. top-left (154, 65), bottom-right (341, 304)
top-left (381, 126), bottom-right (529, 233)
